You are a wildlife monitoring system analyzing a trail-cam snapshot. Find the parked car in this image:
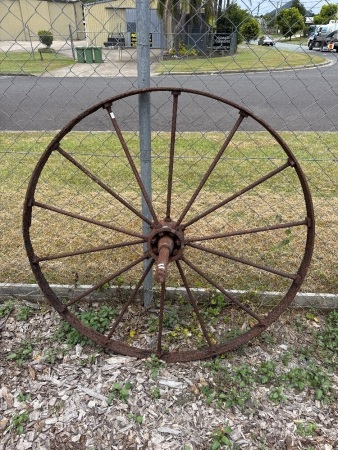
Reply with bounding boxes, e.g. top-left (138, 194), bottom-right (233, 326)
top-left (258, 36), bottom-right (275, 46)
